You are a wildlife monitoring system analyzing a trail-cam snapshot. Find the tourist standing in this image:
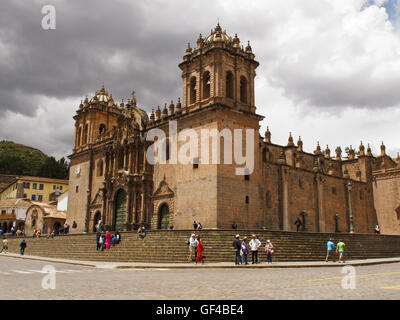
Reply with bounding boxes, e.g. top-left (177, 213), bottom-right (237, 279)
top-left (188, 233), bottom-right (197, 262)
top-left (233, 234), bottom-right (242, 265)
top-left (1, 237), bottom-right (8, 253)
top-left (194, 236), bottom-right (204, 264)
top-left (105, 231), bottom-right (112, 249)
top-left (336, 240), bottom-right (346, 263)
top-left (375, 225), bottom-right (380, 234)
top-left (249, 234), bottom-right (261, 264)
top-left (265, 240), bottom-right (274, 264)
top-left (294, 218), bottom-right (302, 232)
top-left (193, 221), bottom-right (198, 230)
top-left (116, 232), bottom-right (121, 243)
top-left (19, 239), bottom-right (27, 255)
top-left (241, 237), bottom-right (249, 265)
top-left (72, 221), bottom-right (77, 233)
top-left (97, 219), bottom-right (103, 233)
top-left (325, 238), bottom-right (336, 262)
top-left (100, 235), bottom-right (105, 251)
top-left (96, 233), bottom-right (101, 251)
top-left (197, 222), bottom-right (203, 230)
